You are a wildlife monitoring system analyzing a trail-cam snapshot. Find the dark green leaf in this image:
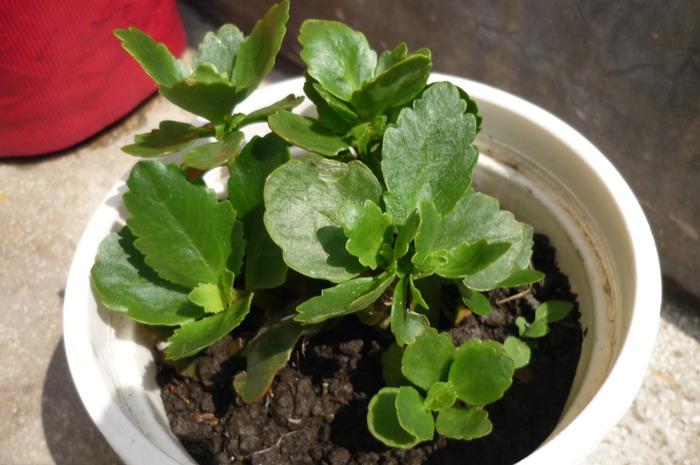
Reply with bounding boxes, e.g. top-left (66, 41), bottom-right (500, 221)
top-left (299, 20), bottom-right (377, 101)
top-left (165, 293), bottom-right (253, 360)
top-left (192, 24), bottom-right (244, 79)
top-left (396, 386), bottom-right (435, 441)
top-left (456, 284), bottom-right (492, 317)
top-left (351, 54), bottom-right (432, 117)
top-left (303, 77), bottom-right (361, 134)
top-left (401, 328), bottom-right (455, 391)
top-left (367, 387), bottom-right (420, 448)
top-left (183, 130), bottom-right (244, 170)
top-left (231, 0), bottom-right (289, 97)
top-left (238, 94), bottom-right (304, 127)
top-left (91, 227), bottom-right (204, 326)
top-left (234, 312), bottom-right (314, 402)
top-left (382, 82), bottom-right (478, 226)
top-left (268, 109), bottom-right (350, 157)
top-left (375, 43), bottom-right (408, 75)
top-left (264, 155), bottom-right (383, 283)
top-left (159, 78), bottom-right (246, 124)
top-left (115, 28), bottom-right (188, 87)
top-left (435, 406), bottom-right (492, 440)
top-left (391, 275), bottom-right (429, 346)
top-left (122, 121), bottom-right (208, 158)
top-left (124, 161), bottom-right (238, 288)
top-left (295, 271), bottom-right (395, 324)
top-left (449, 339), bottom-right (514, 406)
top-left (382, 343), bottom-right (409, 387)
top-left (229, 134), bottom-right (290, 290)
